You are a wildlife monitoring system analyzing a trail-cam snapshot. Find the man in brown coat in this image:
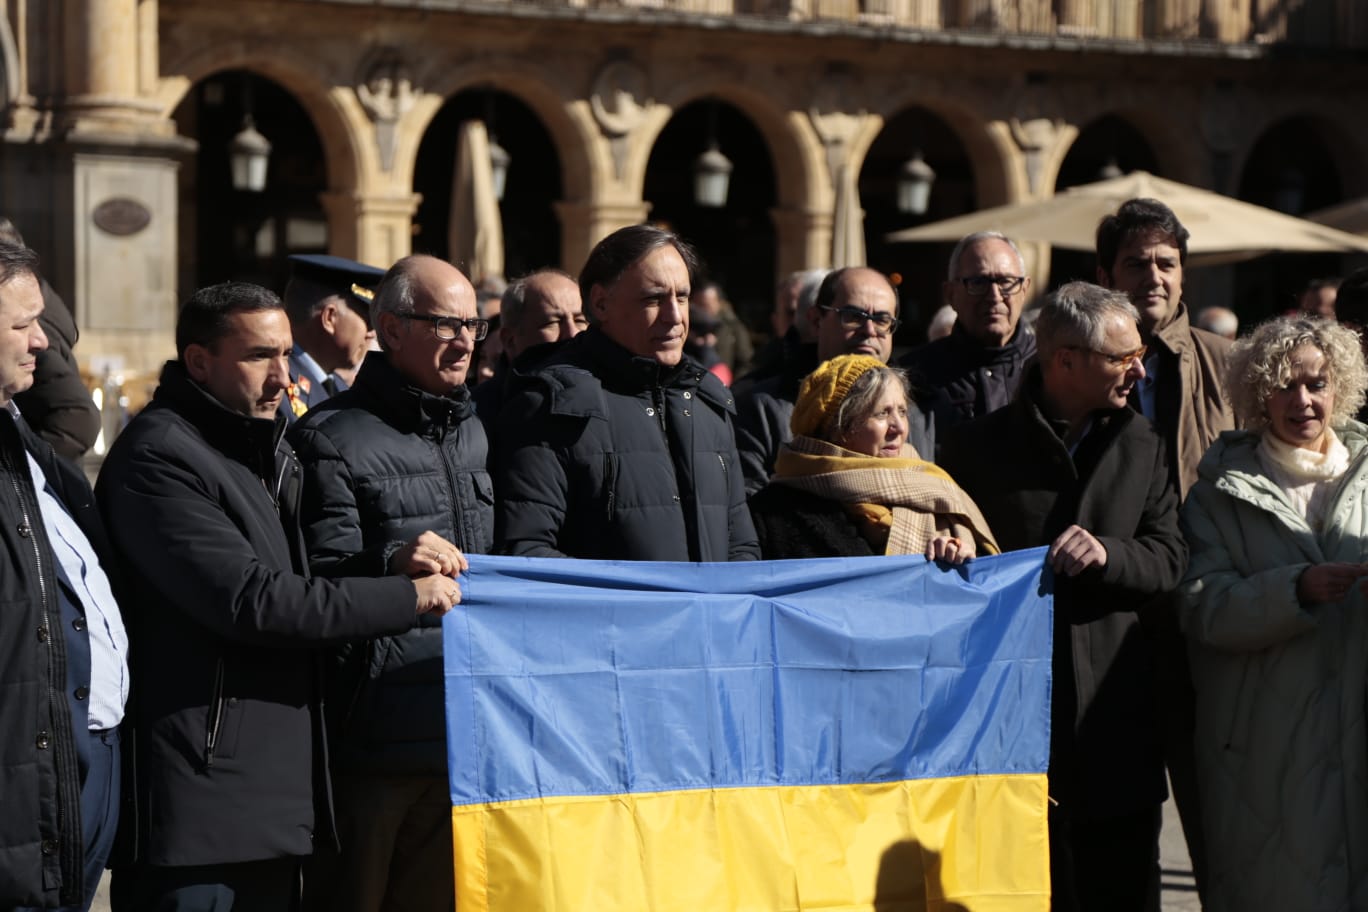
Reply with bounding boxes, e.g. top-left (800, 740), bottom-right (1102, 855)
top-left (1096, 197), bottom-right (1235, 903)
